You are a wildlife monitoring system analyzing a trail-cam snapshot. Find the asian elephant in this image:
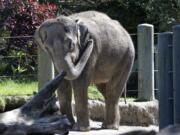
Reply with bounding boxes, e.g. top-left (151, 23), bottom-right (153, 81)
top-left (34, 11), bottom-right (135, 131)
